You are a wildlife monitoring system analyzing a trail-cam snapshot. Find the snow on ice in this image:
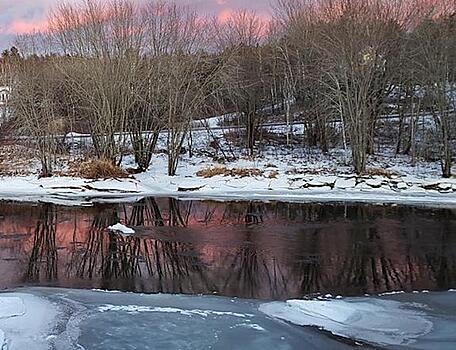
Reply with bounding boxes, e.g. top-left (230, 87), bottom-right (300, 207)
top-left (107, 223), bottom-right (135, 235)
top-left (0, 293), bottom-right (58, 350)
top-left (259, 298), bottom-right (433, 347)
top-left (98, 304), bottom-right (253, 318)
